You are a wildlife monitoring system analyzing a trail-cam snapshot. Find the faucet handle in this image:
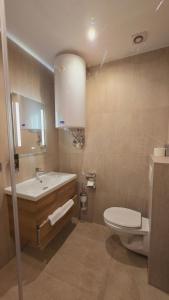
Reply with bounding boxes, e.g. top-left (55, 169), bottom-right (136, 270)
top-left (35, 167), bottom-right (45, 174)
